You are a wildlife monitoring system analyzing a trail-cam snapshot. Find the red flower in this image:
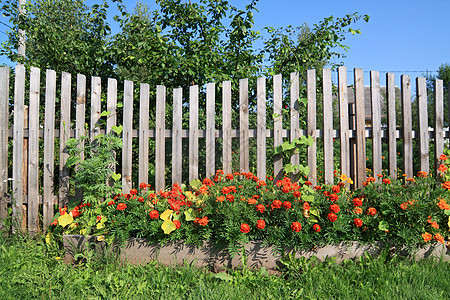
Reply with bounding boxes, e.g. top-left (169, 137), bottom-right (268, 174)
top-left (440, 154), bottom-right (448, 161)
top-left (226, 194), bottom-right (235, 202)
top-left (434, 233), bottom-right (445, 244)
top-left (271, 199), bottom-right (282, 209)
top-left (442, 181), bottom-right (450, 190)
top-left (438, 164), bottom-right (448, 172)
top-left (173, 220), bottom-right (181, 229)
top-left (367, 207), bottom-right (377, 216)
top-left (329, 204), bottom-right (340, 214)
top-left (108, 200), bottom-right (115, 206)
top-left (282, 201), bottom-right (292, 210)
top-left (71, 208), bottom-right (80, 218)
top-left (327, 213), bottom-right (337, 222)
top-left (303, 202), bottom-right (311, 211)
top-left (256, 219), bottom-right (266, 230)
top-left (422, 232), bottom-right (432, 242)
top-left (352, 198), bottom-right (363, 207)
top-left (117, 203), bottom-right (127, 211)
top-left (293, 190), bottom-right (301, 198)
top-left (382, 178), bottom-right (391, 184)
top-left (198, 216), bottom-right (209, 226)
top-left (256, 204), bottom-right (265, 213)
top-left (130, 189), bottom-right (138, 195)
top-left (291, 222), bottom-right (302, 232)
top-left (149, 210), bottom-right (159, 219)
top-left (353, 218), bottom-right (363, 227)
top-left (202, 178), bottom-right (214, 186)
top-left (240, 223), bottom-right (251, 233)
top-left (51, 219), bottom-right (58, 226)
top-left (366, 177), bottom-right (376, 182)
top-left (331, 185), bottom-right (340, 193)
top-left (314, 185), bottom-right (322, 191)
top-left (329, 193), bottom-right (339, 202)
top-left (304, 181), bottom-right (313, 186)
top-left (138, 197), bottom-right (145, 202)
top-left (225, 173), bottom-right (234, 180)
top-left (313, 224), bottom-right (321, 232)
top-left (139, 182), bottom-right (148, 189)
